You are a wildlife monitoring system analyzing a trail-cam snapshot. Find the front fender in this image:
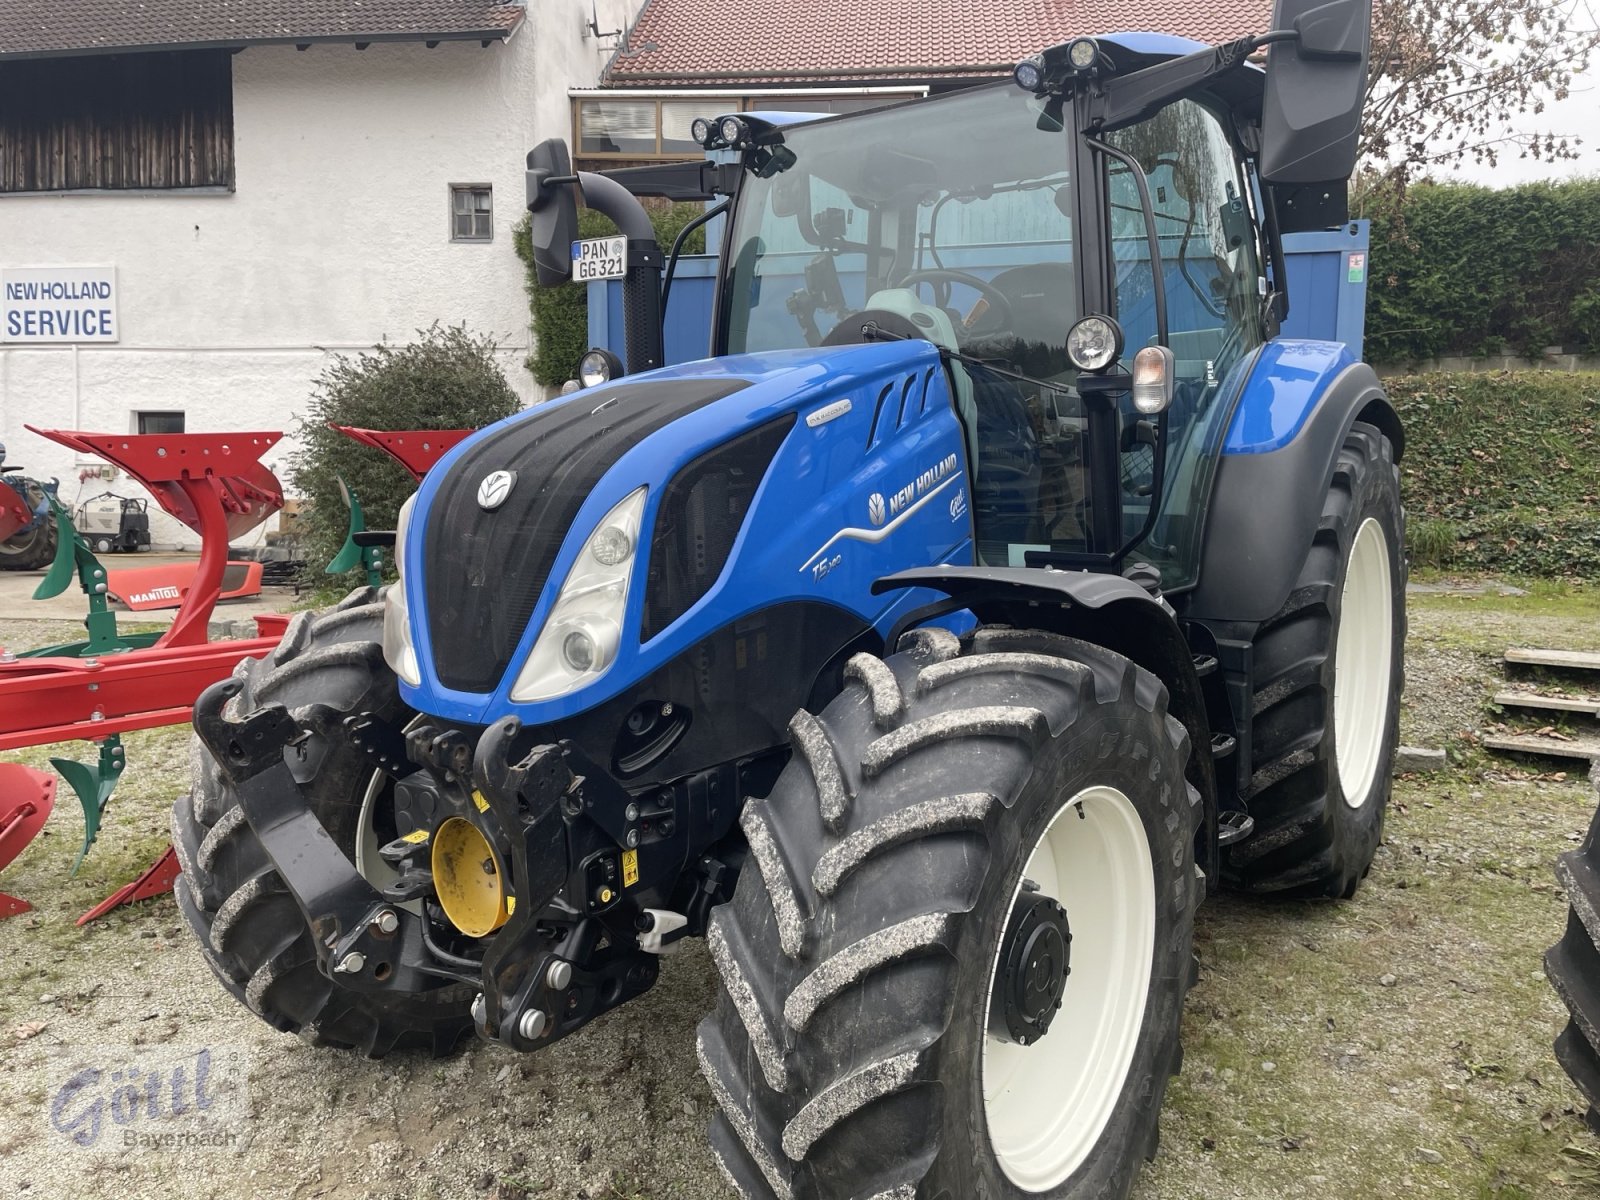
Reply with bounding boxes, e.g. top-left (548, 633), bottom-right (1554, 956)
top-left (874, 565), bottom-right (1220, 883)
